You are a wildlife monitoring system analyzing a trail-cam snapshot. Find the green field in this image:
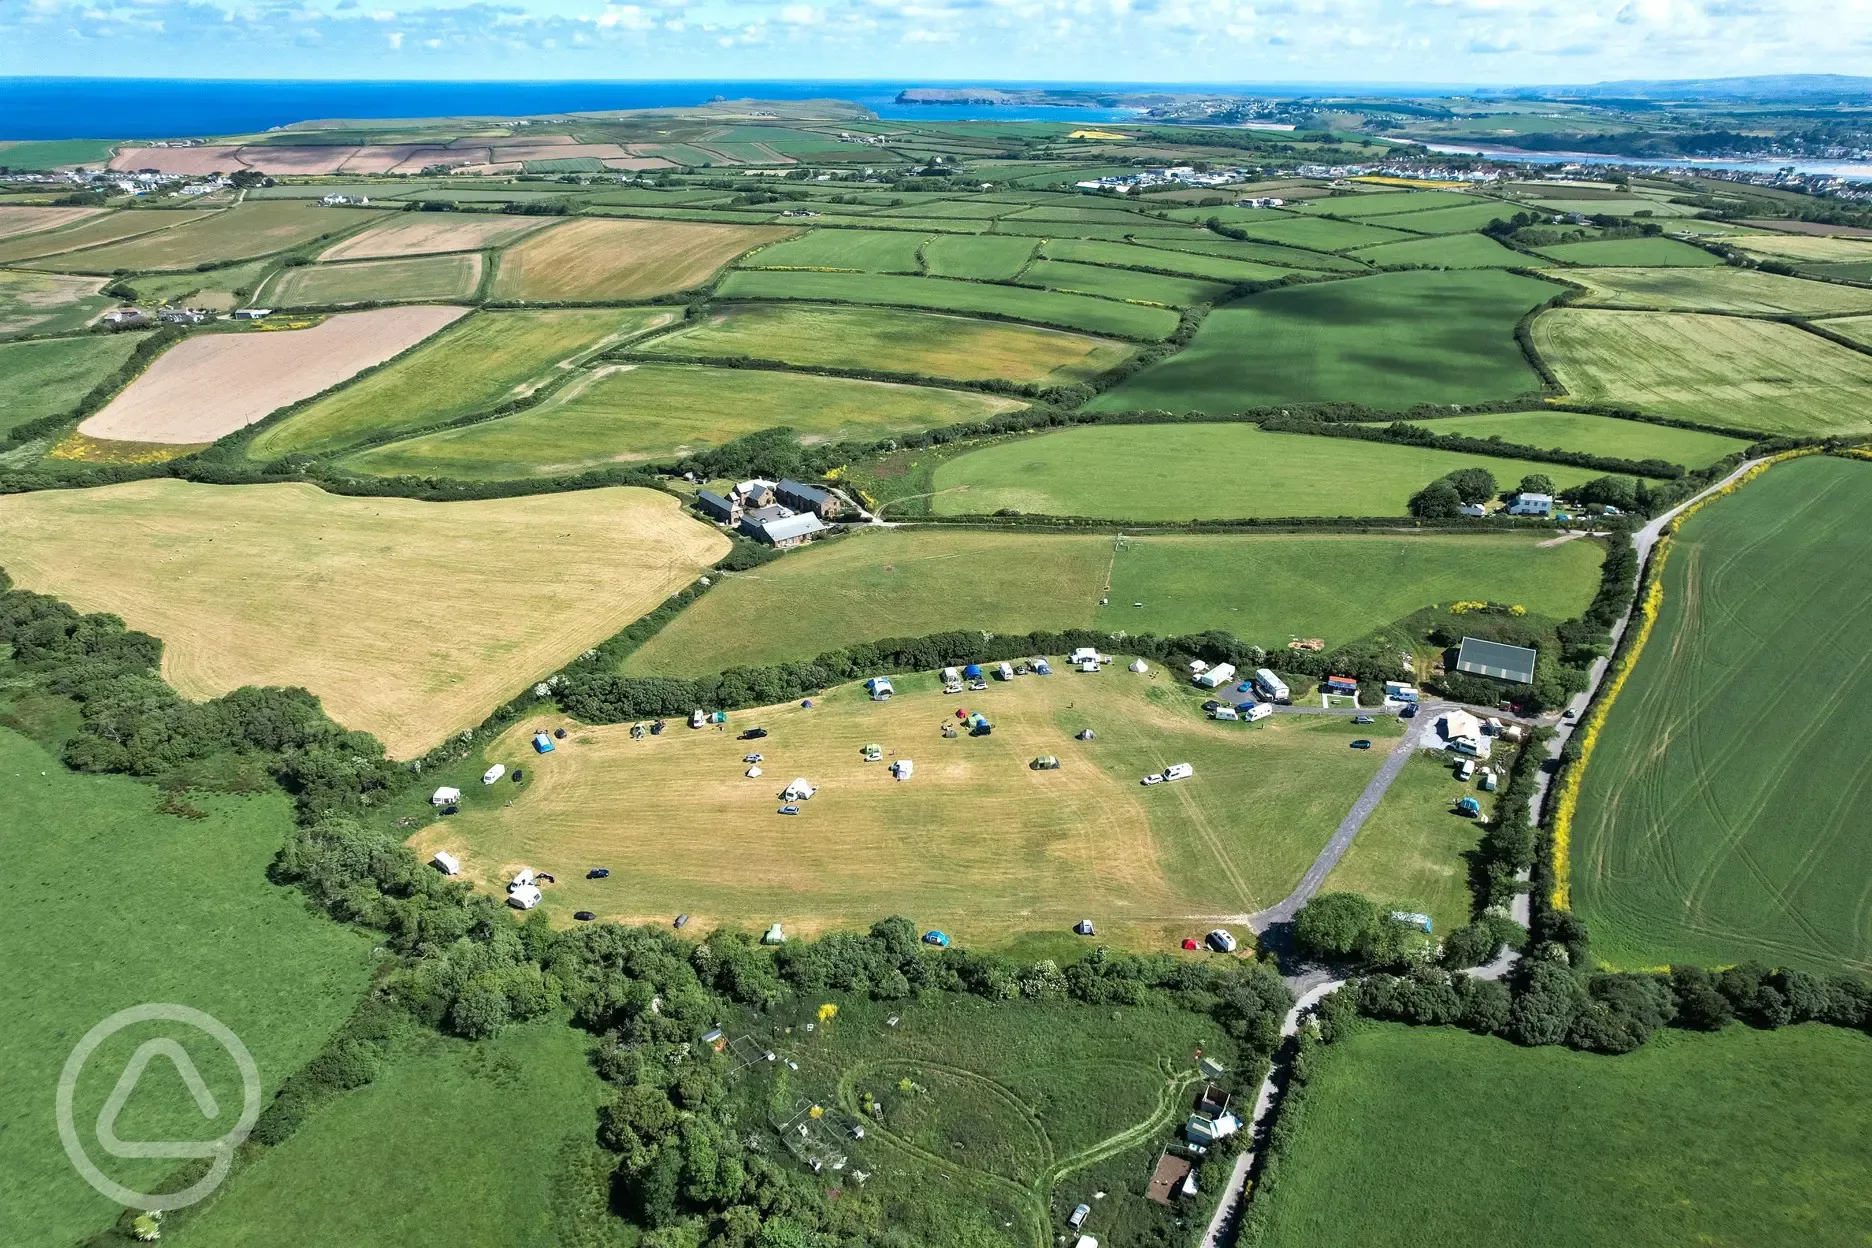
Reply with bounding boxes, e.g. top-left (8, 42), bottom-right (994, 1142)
top-left (1134, 236), bottom-right (1371, 272)
top-left (0, 333), bottom-right (140, 436)
top-left (1292, 190), bottom-right (1480, 217)
top-left (636, 301), bottom-right (1132, 384)
top-left (1320, 751), bottom-right (1491, 937)
top-left (1363, 201), bottom-right (1523, 234)
top-left (28, 202), bottom-right (388, 273)
top-left (1574, 456), bottom-right (1872, 973)
top-left (246, 307), bottom-right (678, 458)
top-left (167, 1020), bottom-right (607, 1248)
top-left (1092, 270), bottom-right (1557, 412)
top-left (0, 138), bottom-right (119, 169)
top-left (127, 258), bottom-right (274, 311)
top-left (1823, 313), bottom-right (1872, 348)
top-left (1533, 237), bottom-right (1723, 267)
top-left (338, 362), bottom-right (1023, 477)
top-left (1534, 309), bottom-right (1872, 436)
top-left (1039, 237), bottom-right (1288, 283)
top-left (623, 526), bottom-right (1605, 677)
top-left (922, 233), bottom-right (1039, 279)
top-left (1399, 409), bottom-right (1754, 466)
top-left (929, 424), bottom-right (1606, 520)
top-left (1013, 258), bottom-right (1232, 306)
top-left (0, 269), bottom-right (113, 335)
top-left (1348, 233), bottom-right (1526, 268)
top-left (1557, 264), bottom-right (1872, 315)
top-left (740, 227), bottom-right (929, 272)
top-left (264, 254), bottom-right (482, 306)
top-left (0, 728), bottom-right (372, 1246)
top-left (1254, 1023), bottom-right (1872, 1248)
top-left (715, 269), bottom-right (1182, 339)
top-left (1225, 215), bottom-right (1418, 251)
